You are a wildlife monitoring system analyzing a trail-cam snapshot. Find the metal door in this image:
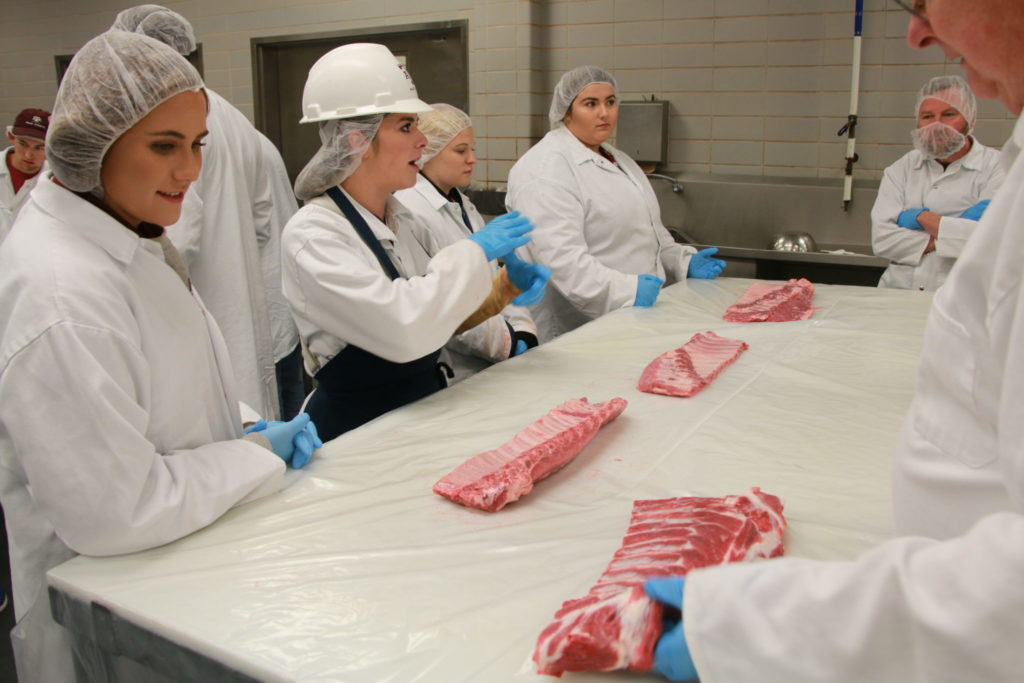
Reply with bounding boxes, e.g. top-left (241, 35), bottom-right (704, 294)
top-left (253, 21), bottom-right (468, 187)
